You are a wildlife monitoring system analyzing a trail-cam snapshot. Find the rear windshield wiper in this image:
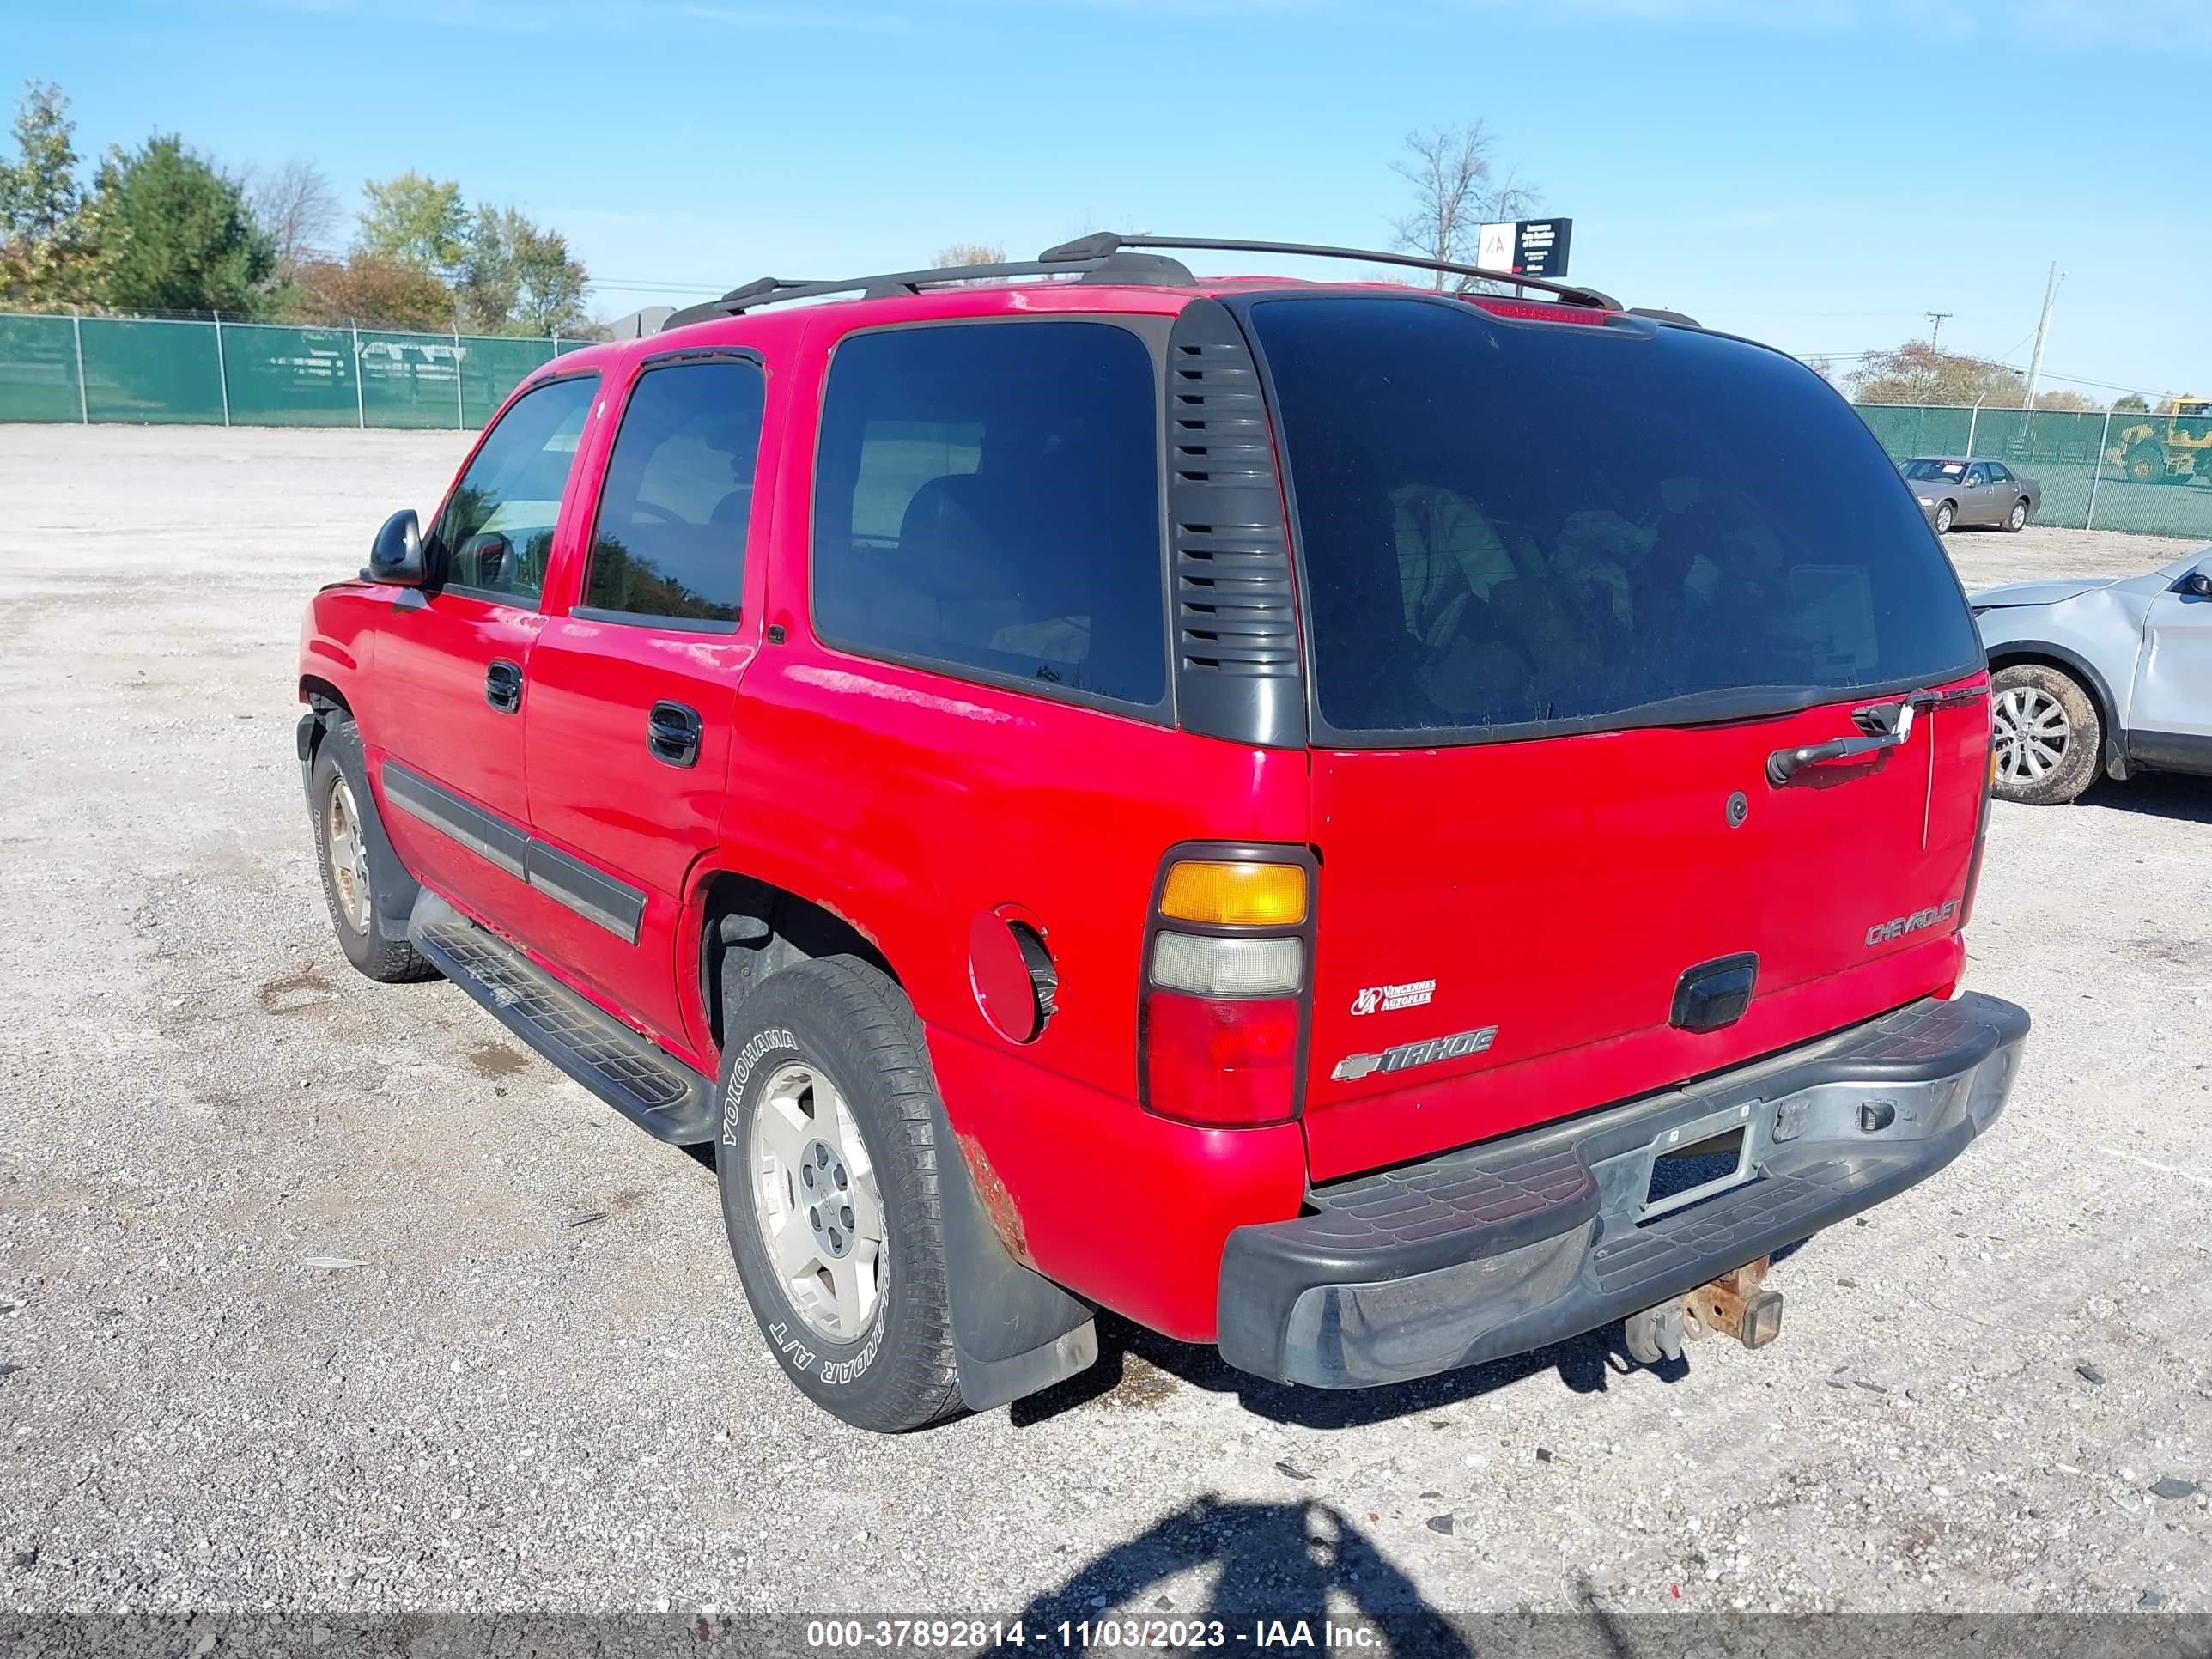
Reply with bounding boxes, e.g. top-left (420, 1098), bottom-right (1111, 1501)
top-left (1766, 696), bottom-right (1920, 786)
